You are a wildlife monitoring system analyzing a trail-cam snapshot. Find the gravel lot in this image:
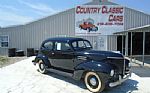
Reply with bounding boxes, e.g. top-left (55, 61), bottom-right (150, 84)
top-left (0, 57), bottom-right (150, 93)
